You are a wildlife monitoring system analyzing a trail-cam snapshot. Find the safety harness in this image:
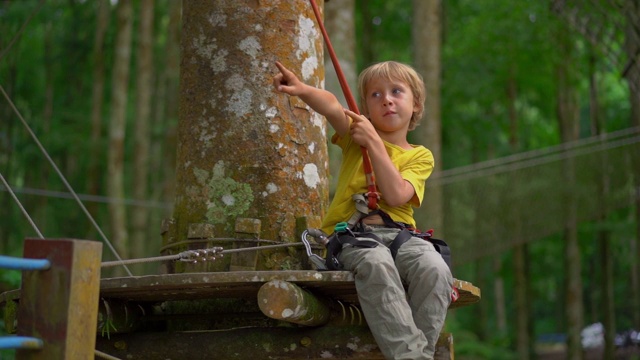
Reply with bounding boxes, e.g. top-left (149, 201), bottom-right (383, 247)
top-left (300, 207), bottom-right (458, 302)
